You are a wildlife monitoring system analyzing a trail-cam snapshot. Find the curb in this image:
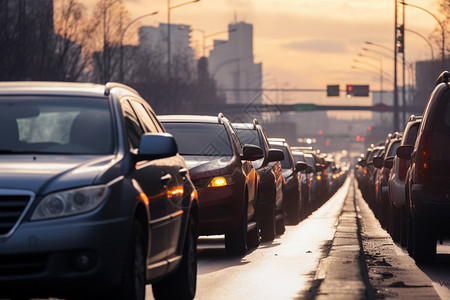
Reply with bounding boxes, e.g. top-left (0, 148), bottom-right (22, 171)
top-left (314, 176), bottom-right (371, 299)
